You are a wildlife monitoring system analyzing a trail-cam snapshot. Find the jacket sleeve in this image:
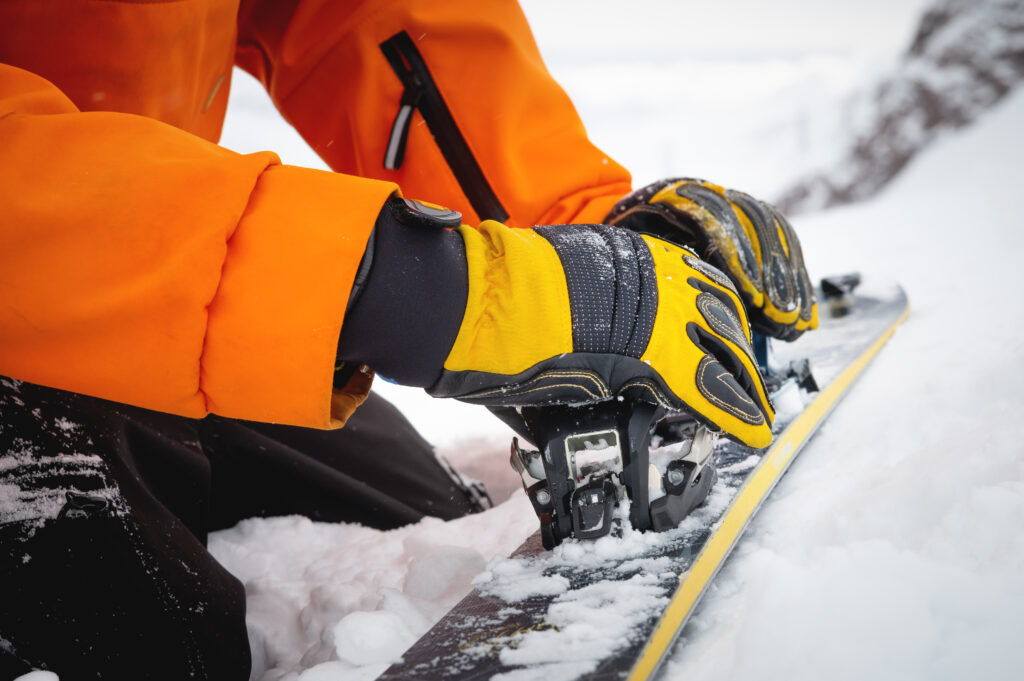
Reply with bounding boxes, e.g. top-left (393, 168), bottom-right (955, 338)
top-left (236, 0), bottom-right (631, 227)
top-left (0, 63), bottom-right (396, 427)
